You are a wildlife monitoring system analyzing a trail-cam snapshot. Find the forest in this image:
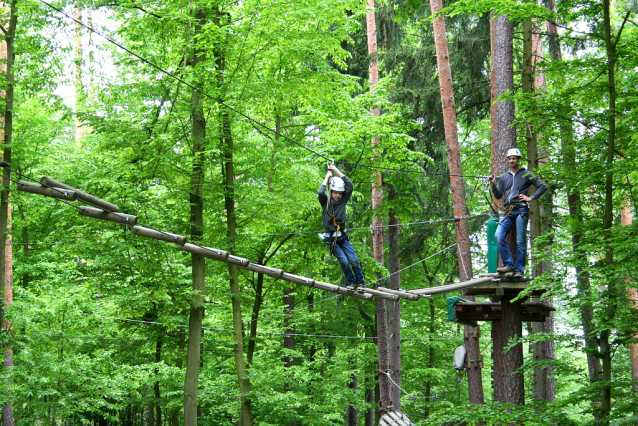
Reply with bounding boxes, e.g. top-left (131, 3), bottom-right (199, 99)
top-left (0, 0), bottom-right (635, 425)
